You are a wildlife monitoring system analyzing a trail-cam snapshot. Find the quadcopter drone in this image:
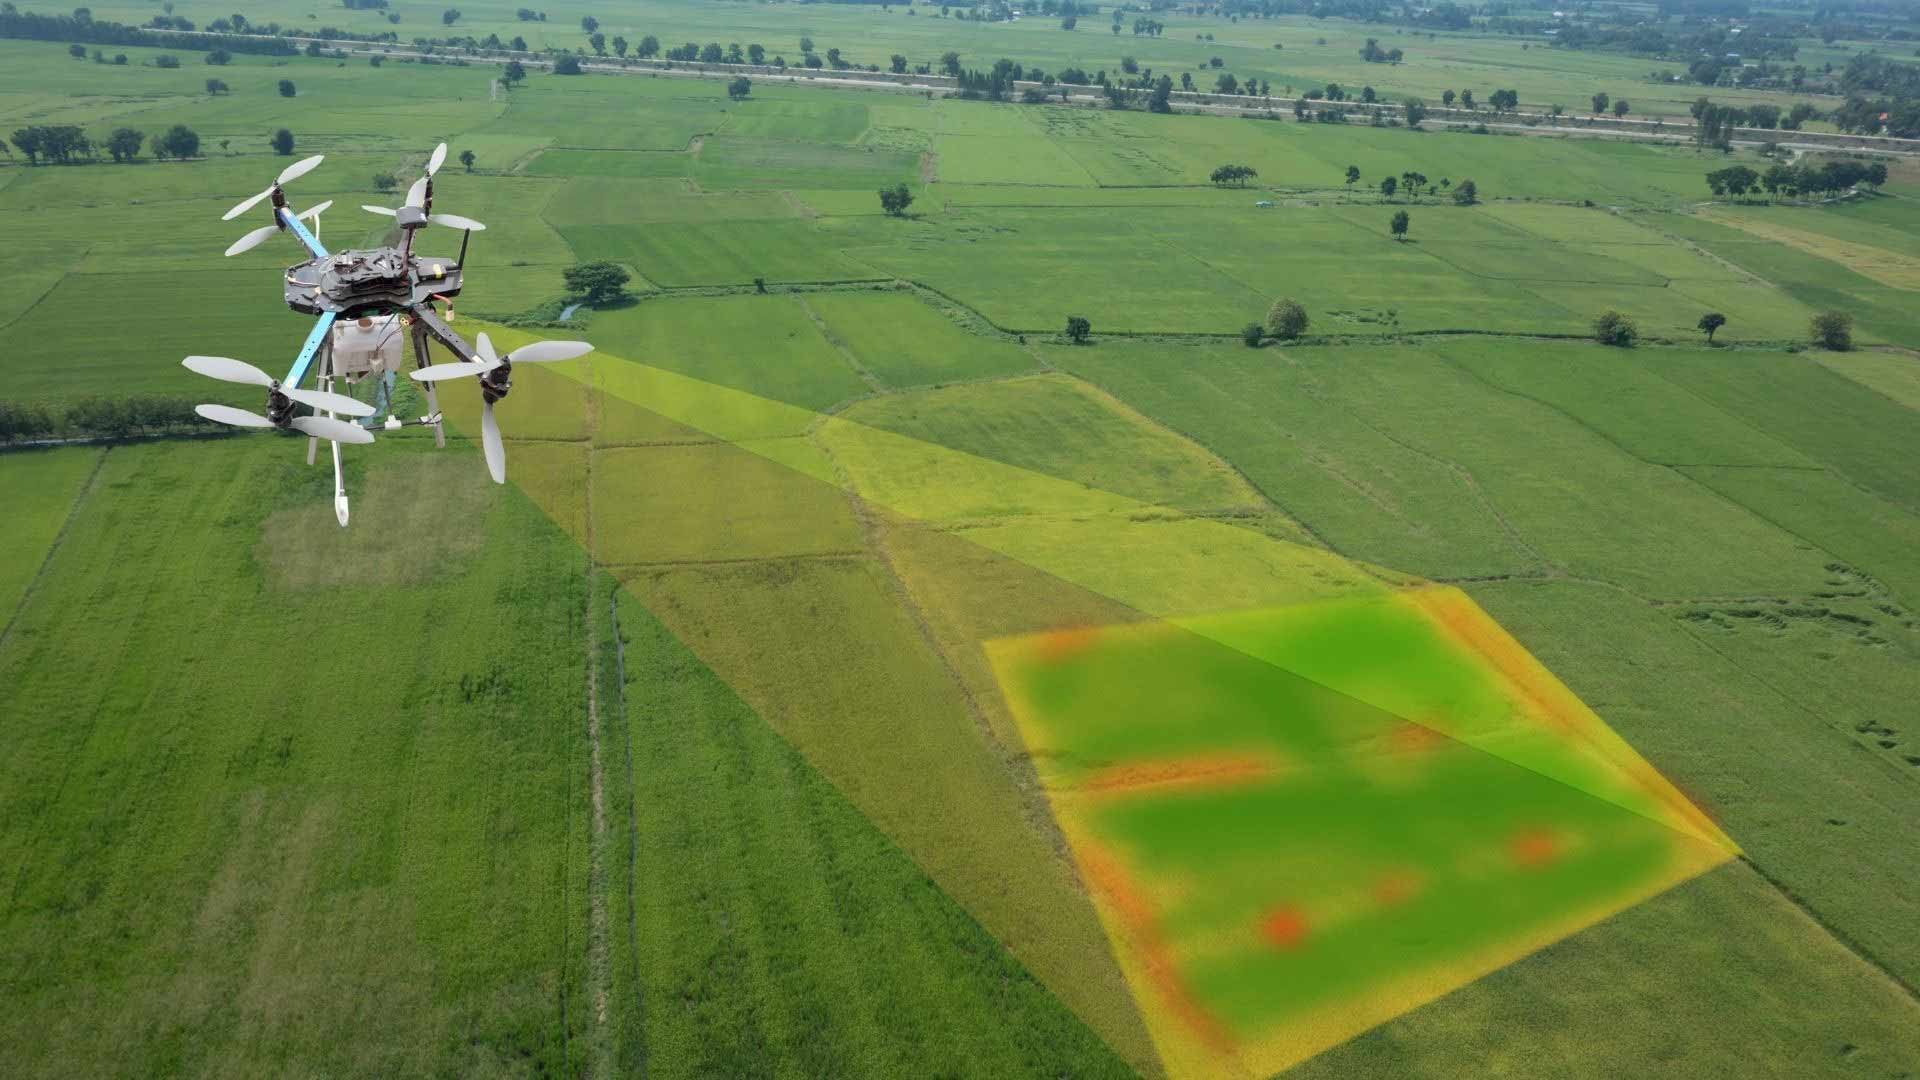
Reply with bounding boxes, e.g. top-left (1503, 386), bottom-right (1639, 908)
top-left (185, 143), bottom-right (593, 527)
